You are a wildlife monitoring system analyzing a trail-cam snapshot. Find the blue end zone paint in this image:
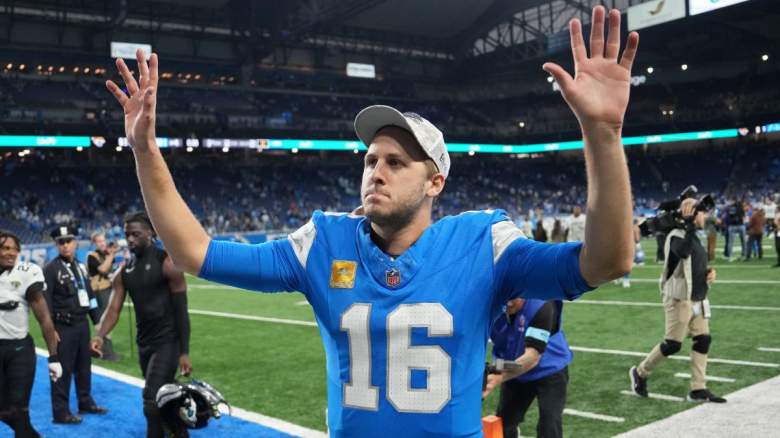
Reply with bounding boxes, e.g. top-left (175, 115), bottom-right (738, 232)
top-left (10, 354), bottom-right (299, 437)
